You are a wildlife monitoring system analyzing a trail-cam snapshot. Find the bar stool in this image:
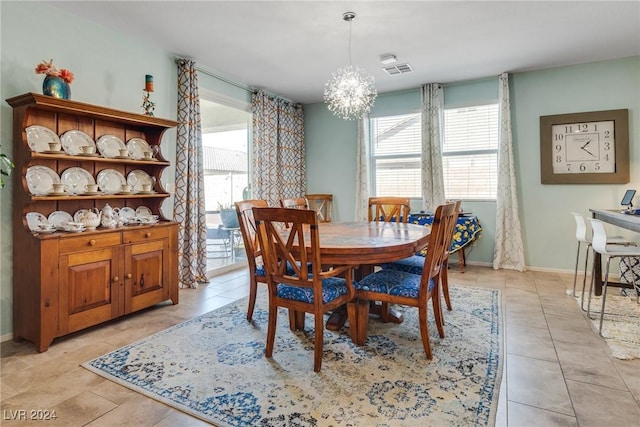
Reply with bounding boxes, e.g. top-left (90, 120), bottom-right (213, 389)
top-left (571, 213), bottom-right (629, 309)
top-left (587, 219), bottom-right (640, 336)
